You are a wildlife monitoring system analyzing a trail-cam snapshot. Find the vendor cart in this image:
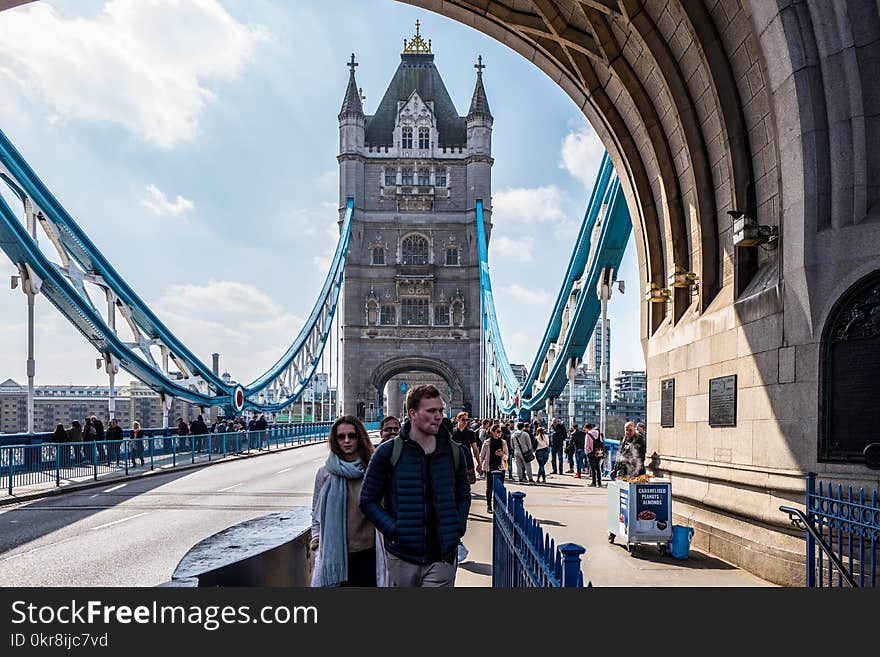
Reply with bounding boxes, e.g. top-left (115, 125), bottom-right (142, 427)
top-left (606, 478), bottom-right (672, 556)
